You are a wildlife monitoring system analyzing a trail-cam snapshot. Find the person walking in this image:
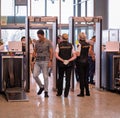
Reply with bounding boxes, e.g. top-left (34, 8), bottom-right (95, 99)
top-left (33, 29), bottom-right (53, 98)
